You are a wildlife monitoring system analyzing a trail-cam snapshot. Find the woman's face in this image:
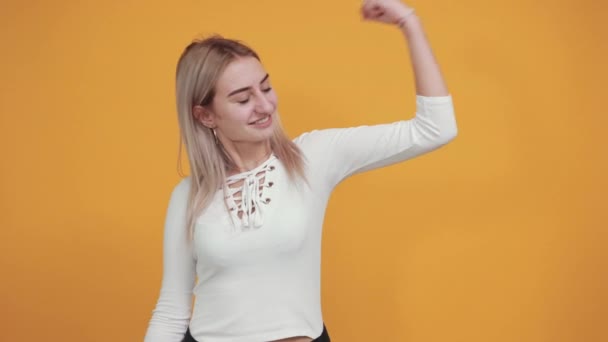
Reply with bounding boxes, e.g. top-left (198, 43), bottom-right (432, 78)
top-left (200, 56), bottom-right (278, 144)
